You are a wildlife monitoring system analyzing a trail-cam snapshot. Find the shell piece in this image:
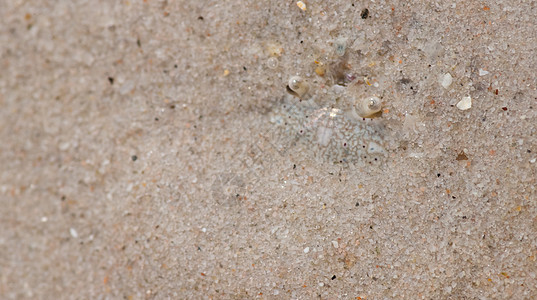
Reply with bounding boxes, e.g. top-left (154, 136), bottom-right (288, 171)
top-left (354, 96), bottom-right (382, 118)
top-left (287, 76), bottom-right (309, 98)
top-left (456, 96), bottom-right (472, 110)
